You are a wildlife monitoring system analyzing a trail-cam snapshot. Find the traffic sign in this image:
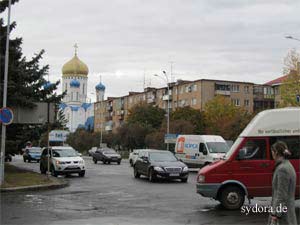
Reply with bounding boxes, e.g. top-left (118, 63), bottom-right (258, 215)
top-left (164, 133), bottom-right (179, 144)
top-left (0, 107), bottom-right (14, 125)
